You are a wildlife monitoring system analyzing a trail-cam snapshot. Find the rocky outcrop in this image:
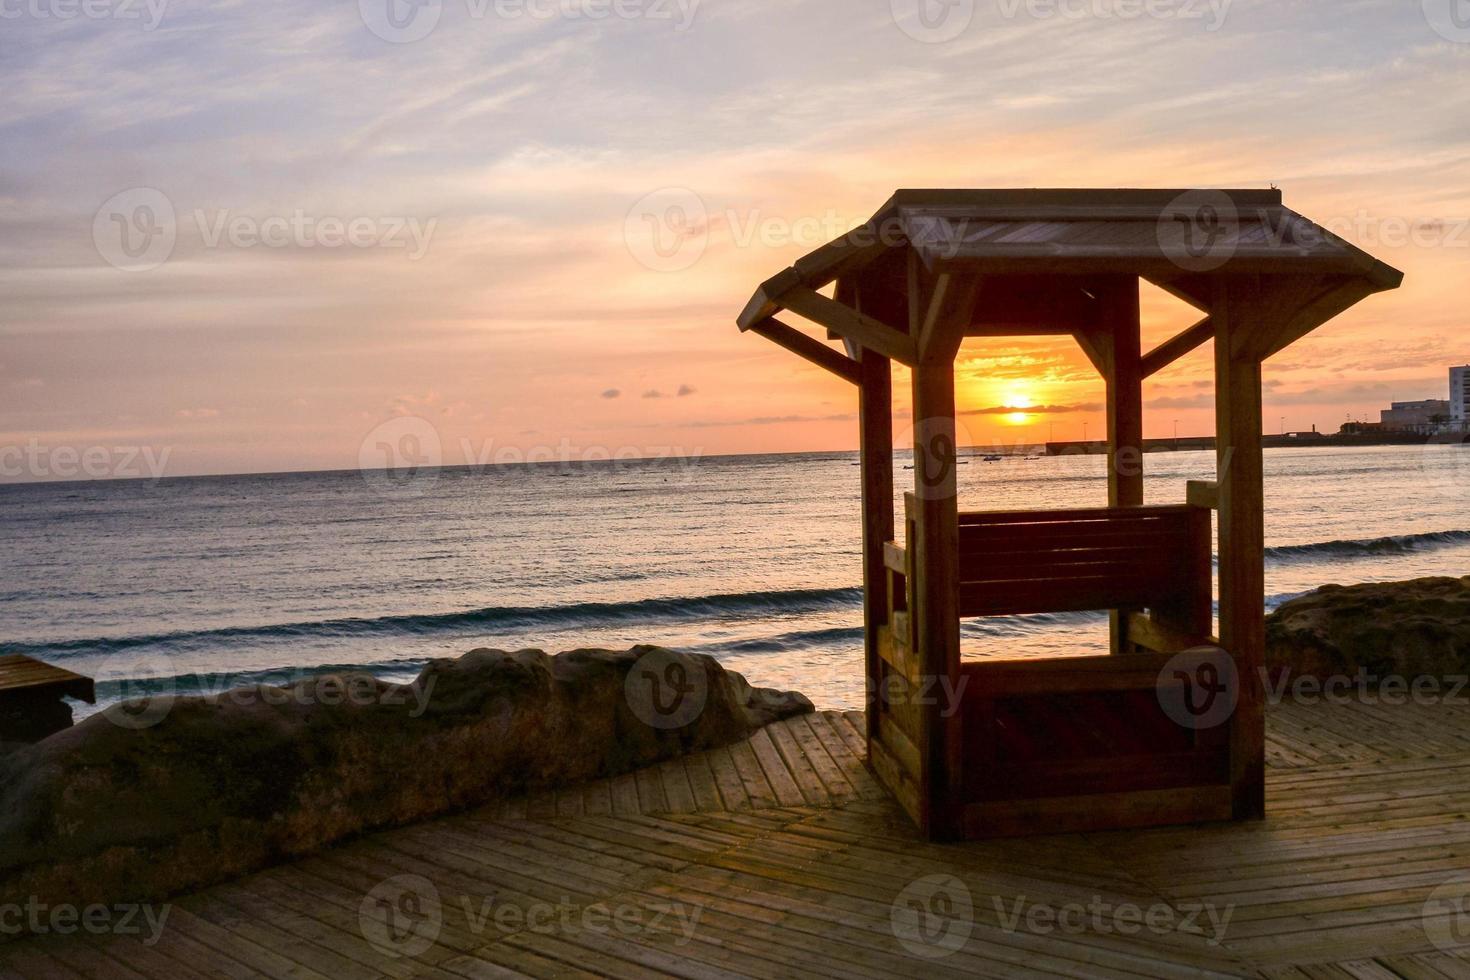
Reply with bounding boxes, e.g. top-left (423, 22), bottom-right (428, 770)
top-left (0, 693), bottom-right (73, 745)
top-left (1266, 576), bottom-right (1470, 678)
top-left (0, 646), bottom-right (812, 912)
